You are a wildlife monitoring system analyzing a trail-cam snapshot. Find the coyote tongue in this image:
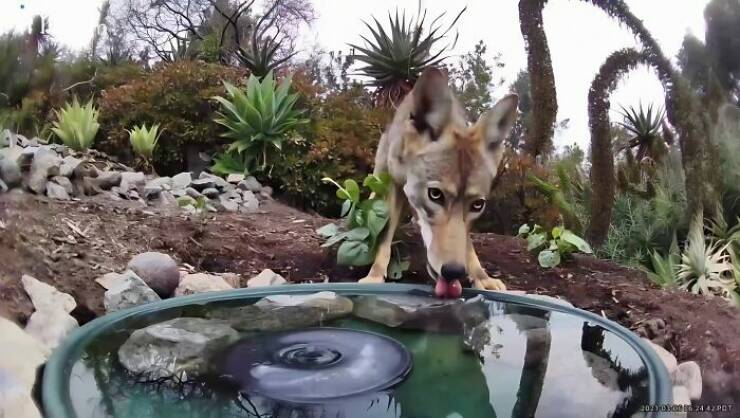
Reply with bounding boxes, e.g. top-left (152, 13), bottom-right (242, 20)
top-left (434, 277), bottom-right (462, 299)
